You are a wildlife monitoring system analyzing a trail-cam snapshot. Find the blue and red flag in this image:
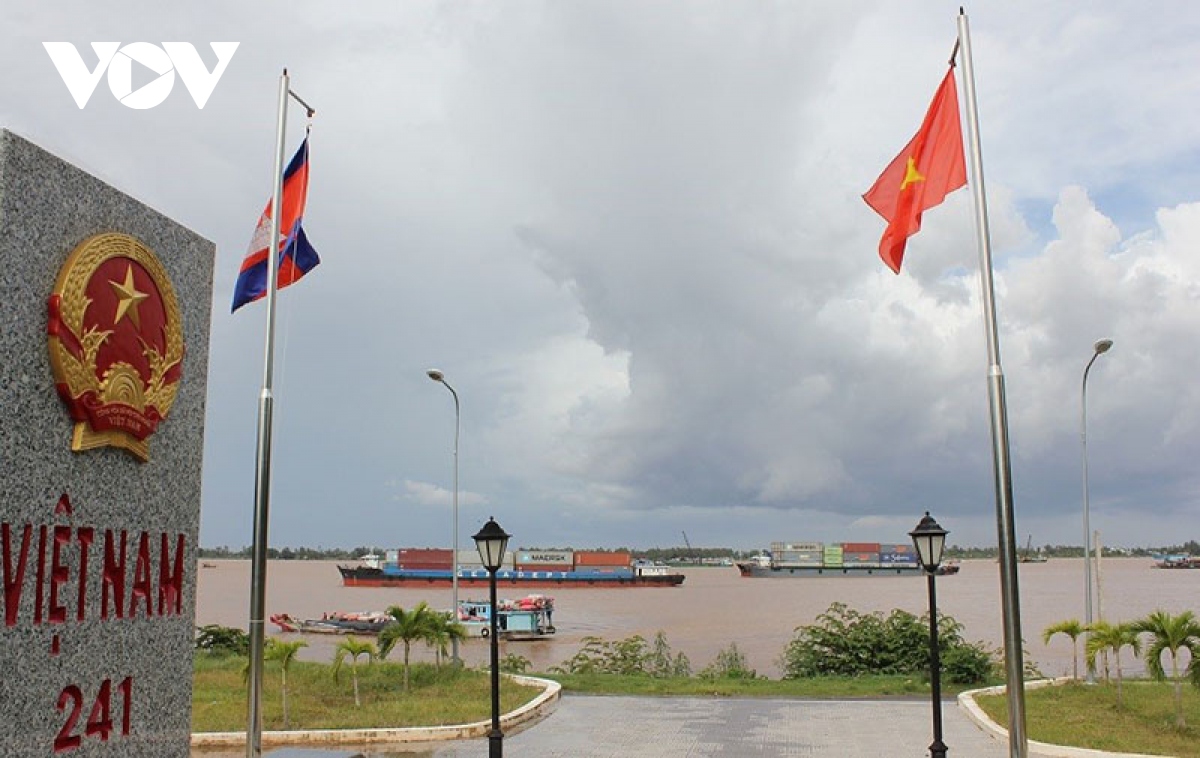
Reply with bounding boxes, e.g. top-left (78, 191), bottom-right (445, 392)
top-left (232, 137), bottom-right (320, 312)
